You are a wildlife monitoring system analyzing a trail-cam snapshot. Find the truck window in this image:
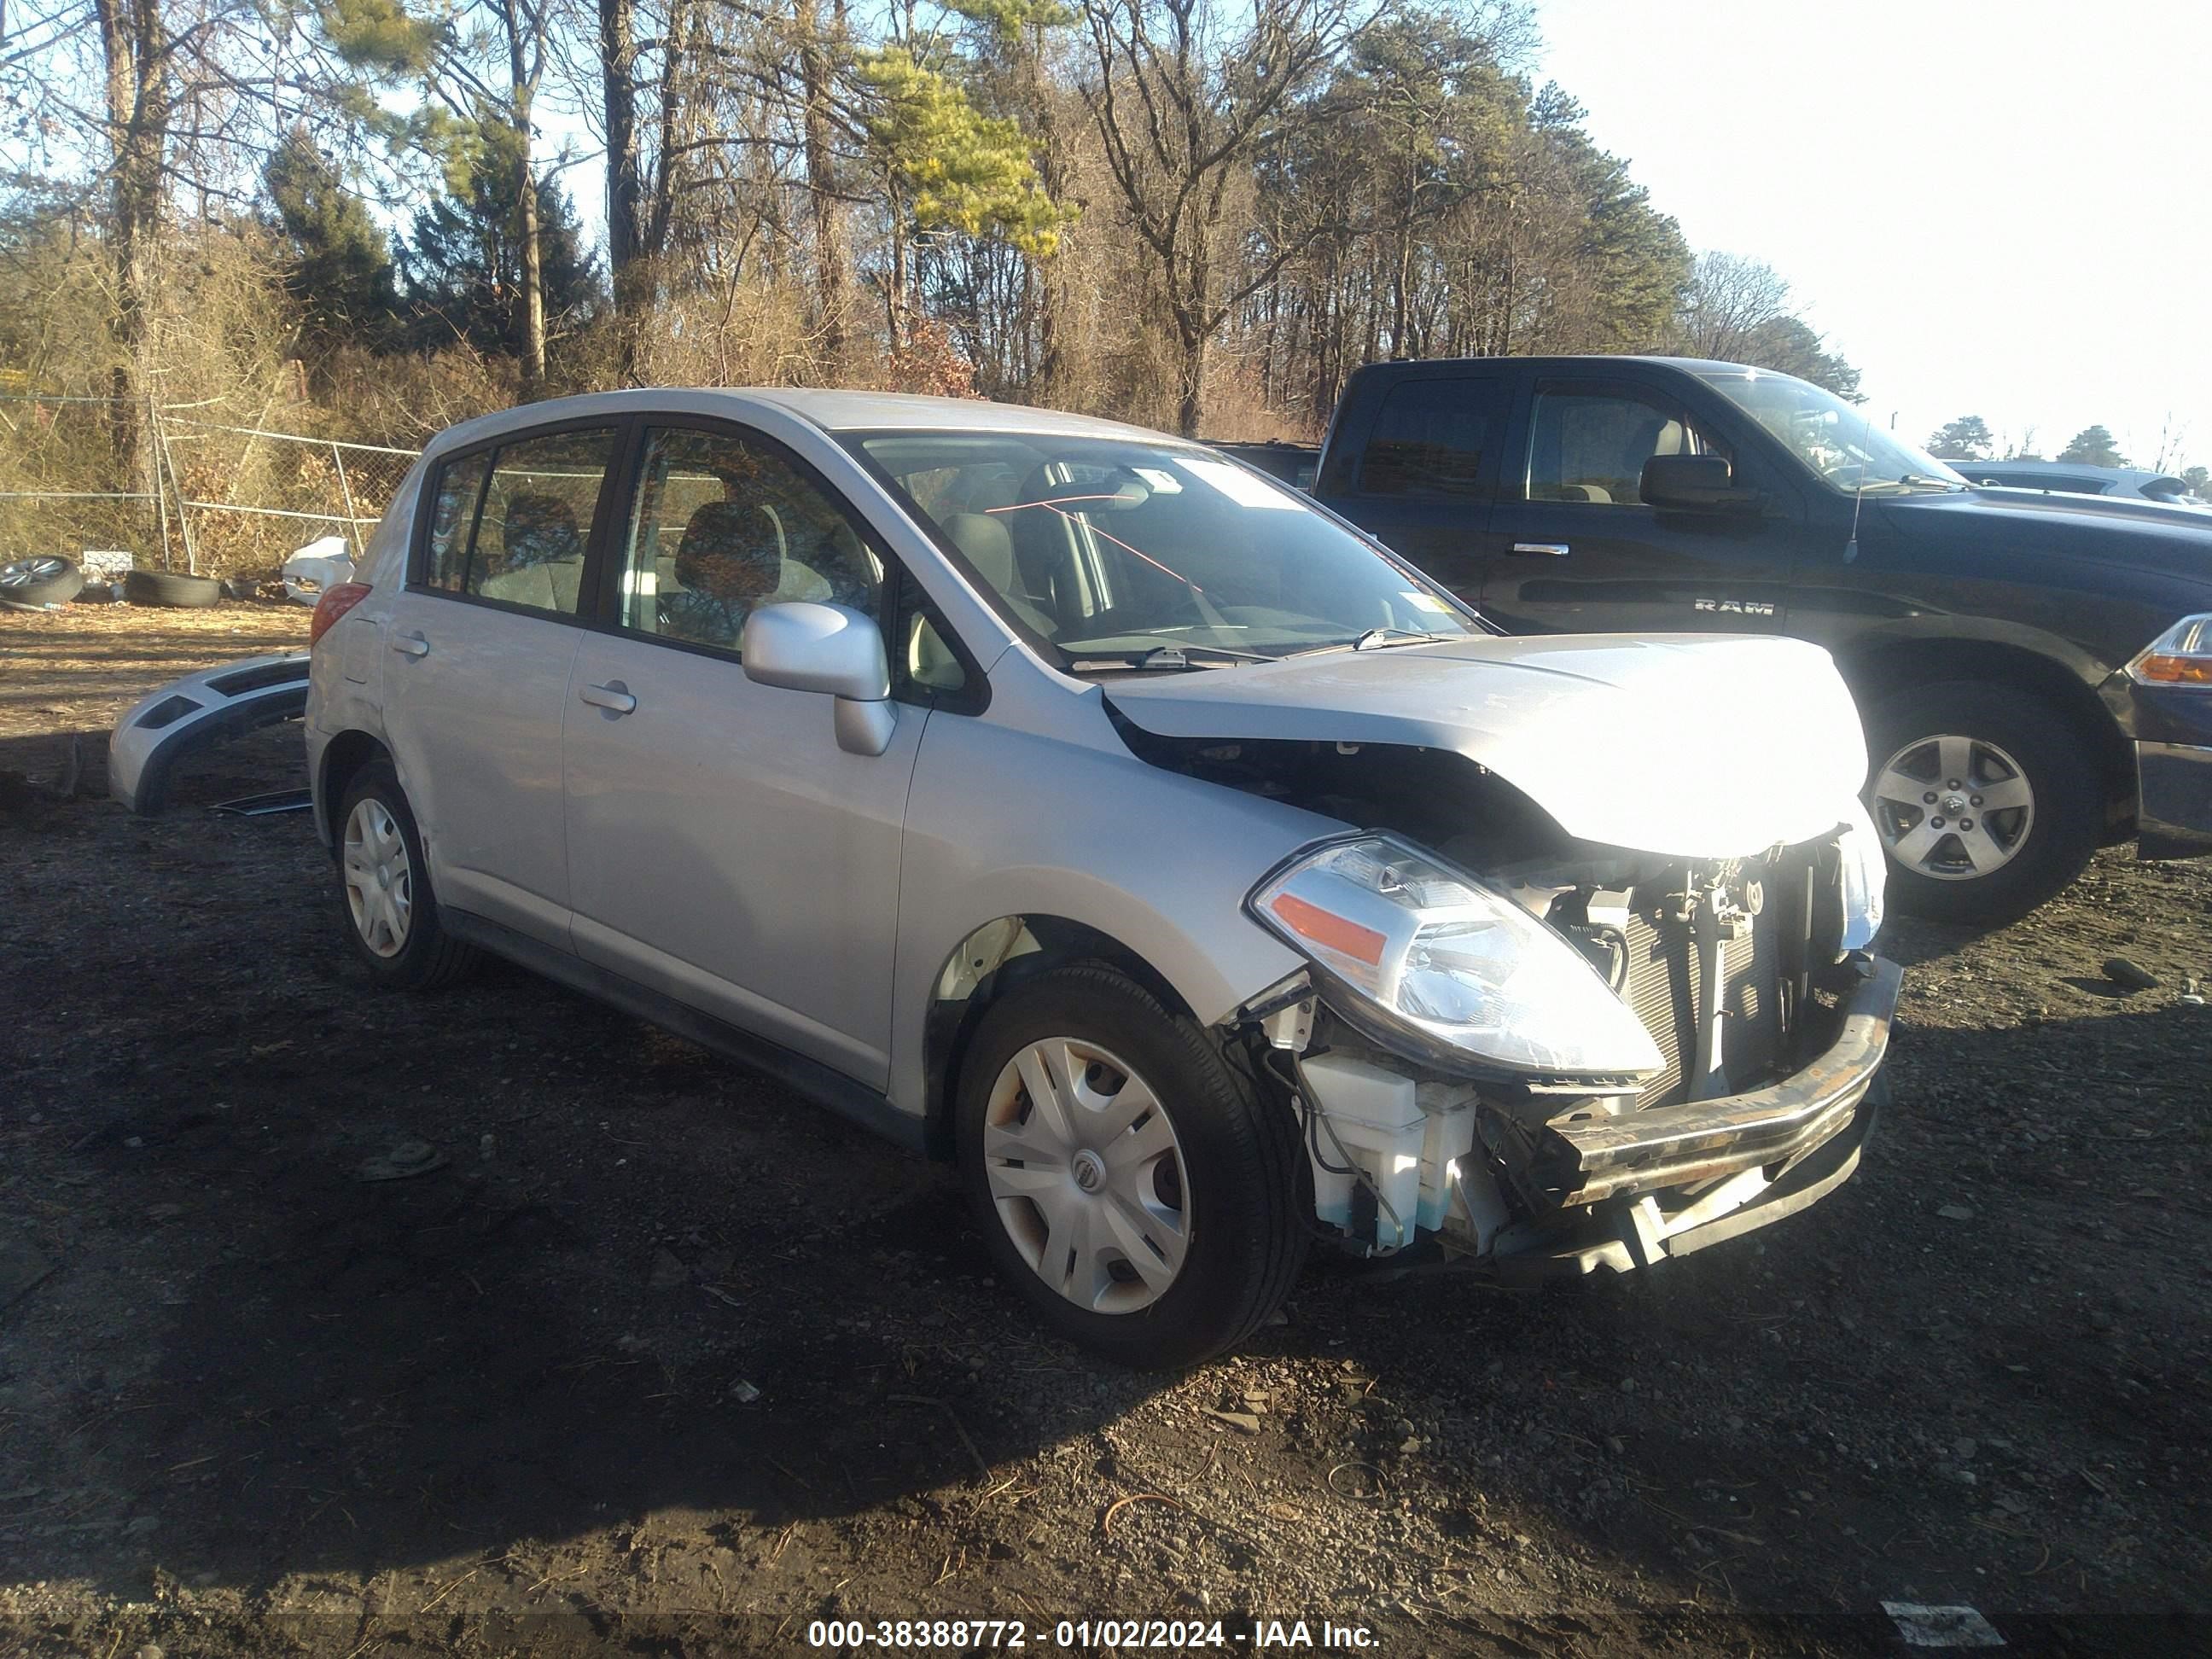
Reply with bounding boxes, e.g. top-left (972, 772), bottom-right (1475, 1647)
top-left (1527, 385), bottom-right (1726, 505)
top-left (1357, 378), bottom-right (1509, 500)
